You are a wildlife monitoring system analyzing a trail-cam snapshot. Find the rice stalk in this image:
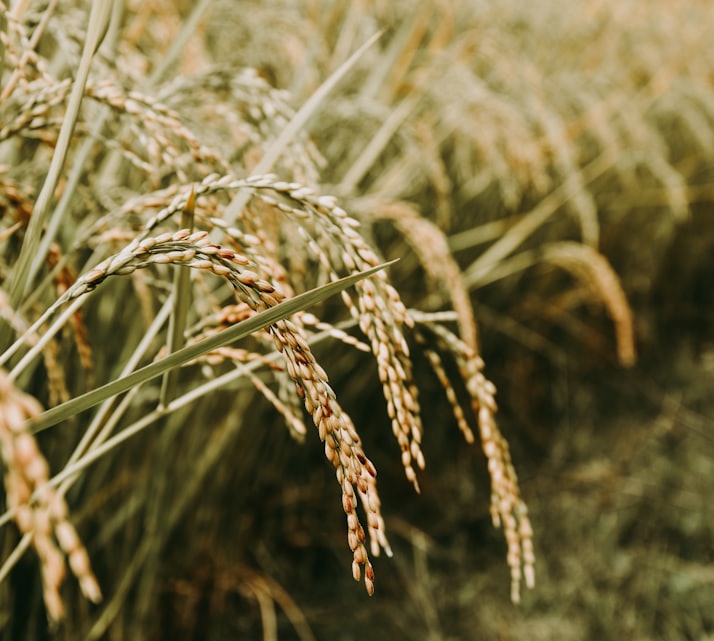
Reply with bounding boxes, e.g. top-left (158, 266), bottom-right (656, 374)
top-left (4, 0), bottom-right (113, 312)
